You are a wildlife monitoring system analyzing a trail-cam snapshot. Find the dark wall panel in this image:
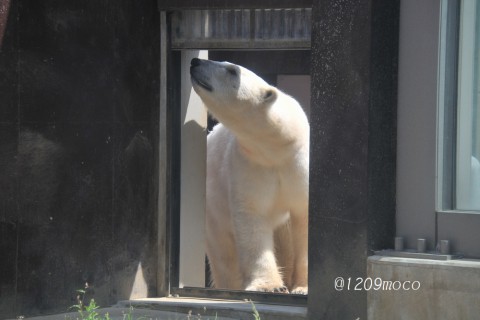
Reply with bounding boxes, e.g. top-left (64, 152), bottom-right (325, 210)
top-left (0, 1), bottom-right (160, 318)
top-left (308, 0), bottom-right (398, 318)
